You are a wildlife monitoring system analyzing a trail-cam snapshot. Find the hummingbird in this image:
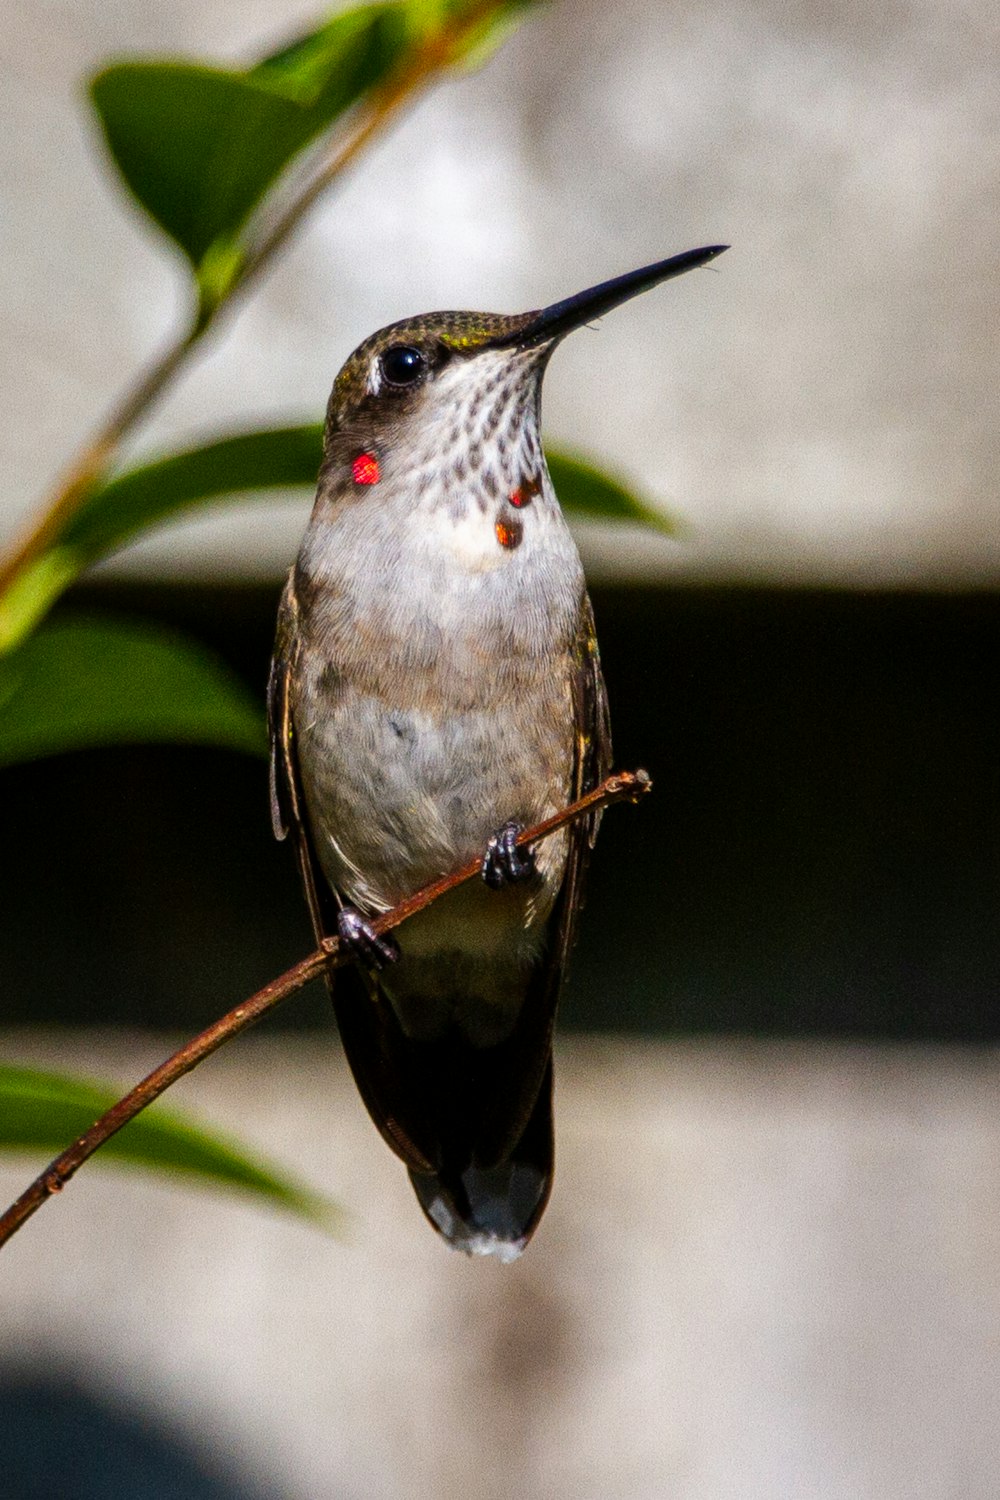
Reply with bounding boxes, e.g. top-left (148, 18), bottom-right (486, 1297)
top-left (269, 244), bottom-right (726, 1259)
